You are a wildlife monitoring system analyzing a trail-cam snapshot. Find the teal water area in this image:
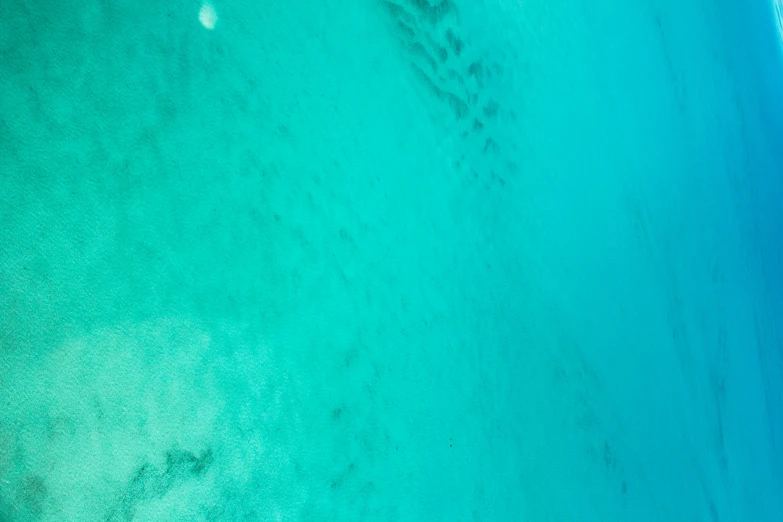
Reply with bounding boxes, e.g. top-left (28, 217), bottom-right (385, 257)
top-left (1, 0), bottom-right (782, 520)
